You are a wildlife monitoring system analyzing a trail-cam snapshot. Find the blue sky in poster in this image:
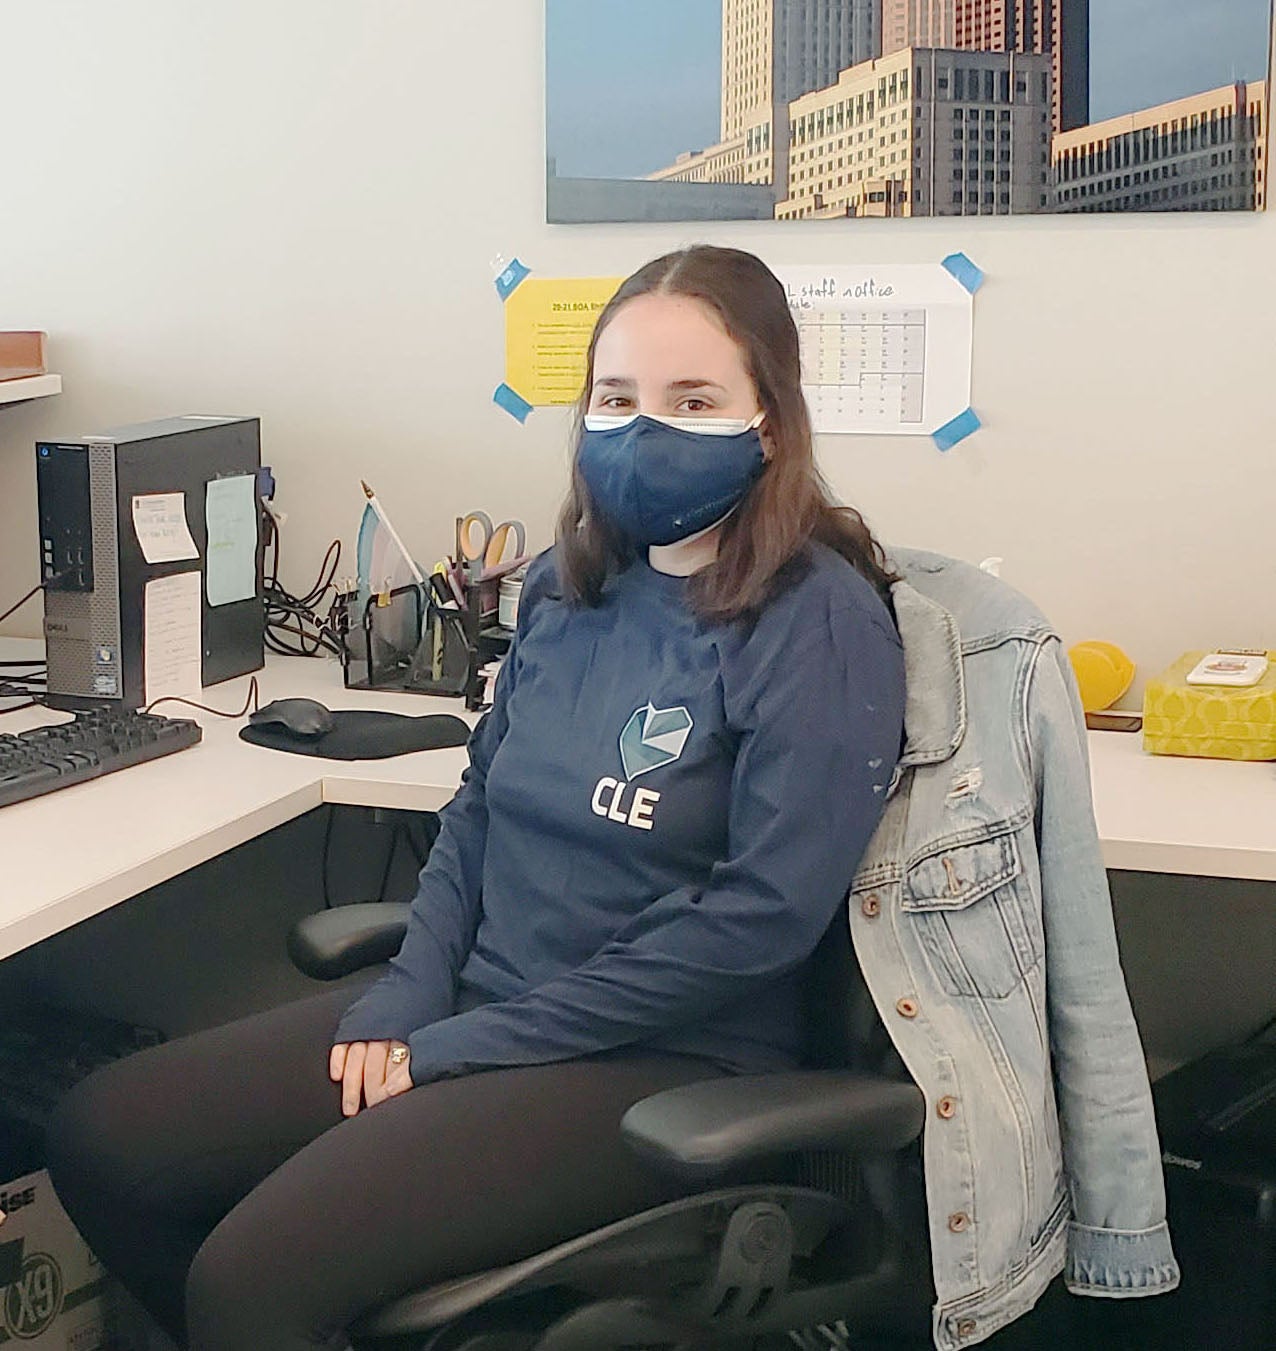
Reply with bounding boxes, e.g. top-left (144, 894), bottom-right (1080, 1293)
top-left (1091, 0), bottom-right (1272, 118)
top-left (546, 0), bottom-right (1272, 179)
top-left (546, 0), bottom-right (722, 179)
